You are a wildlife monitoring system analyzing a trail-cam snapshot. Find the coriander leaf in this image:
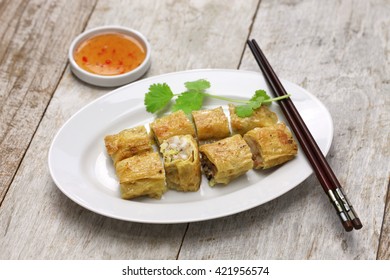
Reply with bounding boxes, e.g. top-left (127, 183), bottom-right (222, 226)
top-left (184, 79), bottom-right (211, 92)
top-left (250, 89), bottom-right (270, 103)
top-left (249, 96), bottom-right (264, 110)
top-left (235, 97), bottom-right (265, 117)
top-left (235, 104), bottom-right (254, 117)
top-left (172, 91), bottom-right (204, 114)
top-left (144, 83), bottom-right (174, 113)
